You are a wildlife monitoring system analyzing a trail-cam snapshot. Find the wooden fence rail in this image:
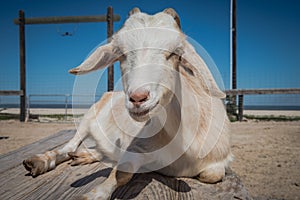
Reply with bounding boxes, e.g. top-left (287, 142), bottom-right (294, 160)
top-left (0, 90), bottom-right (24, 96)
top-left (13, 15), bottom-right (120, 25)
top-left (225, 88), bottom-right (300, 121)
top-left (225, 88), bottom-right (300, 95)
